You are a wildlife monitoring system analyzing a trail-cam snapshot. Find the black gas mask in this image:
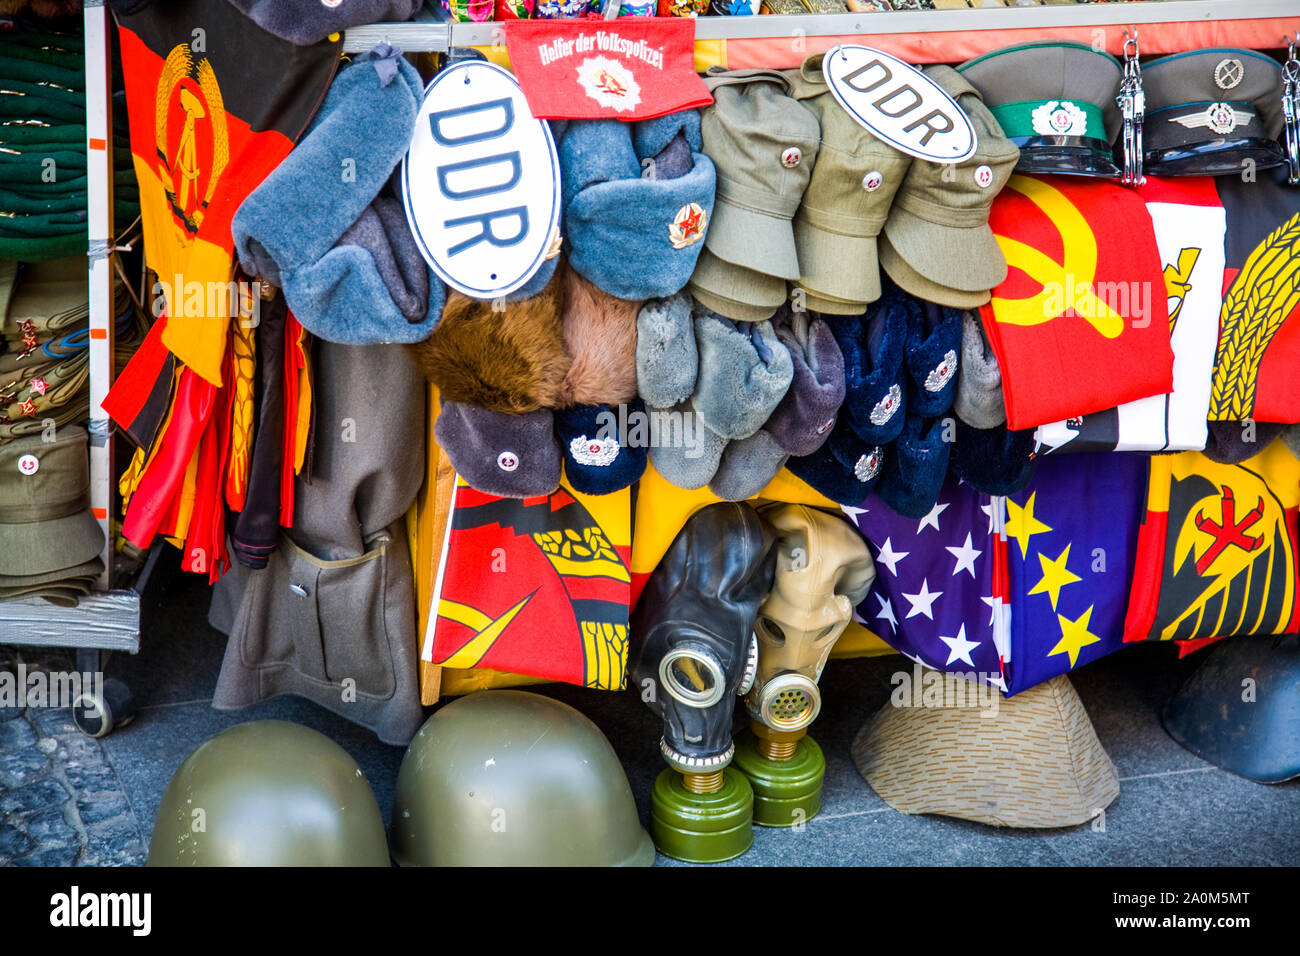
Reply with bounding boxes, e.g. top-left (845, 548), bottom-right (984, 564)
top-left (629, 502), bottom-right (777, 775)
